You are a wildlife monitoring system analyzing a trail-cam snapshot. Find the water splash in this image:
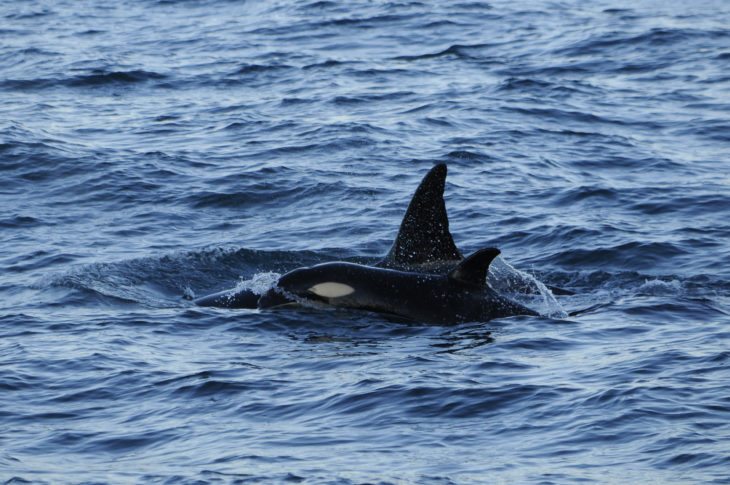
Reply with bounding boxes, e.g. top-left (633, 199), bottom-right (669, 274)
top-left (637, 278), bottom-right (682, 296)
top-left (234, 271), bottom-right (281, 294)
top-left (488, 257), bottom-right (568, 319)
